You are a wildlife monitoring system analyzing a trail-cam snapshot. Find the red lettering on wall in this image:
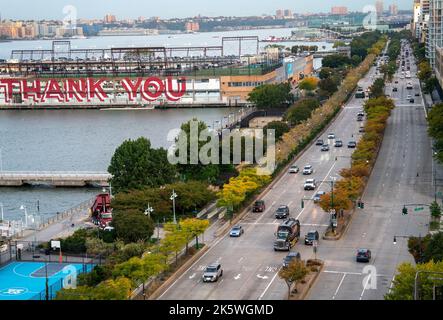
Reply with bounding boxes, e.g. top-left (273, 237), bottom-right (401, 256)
top-left (141, 77), bottom-right (164, 101)
top-left (164, 77), bottom-right (186, 102)
top-left (121, 78), bottom-right (142, 101)
top-left (65, 79), bottom-right (87, 102)
top-left (87, 79), bottom-right (107, 102)
top-left (42, 80), bottom-right (64, 102)
top-left (21, 80), bottom-right (42, 102)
